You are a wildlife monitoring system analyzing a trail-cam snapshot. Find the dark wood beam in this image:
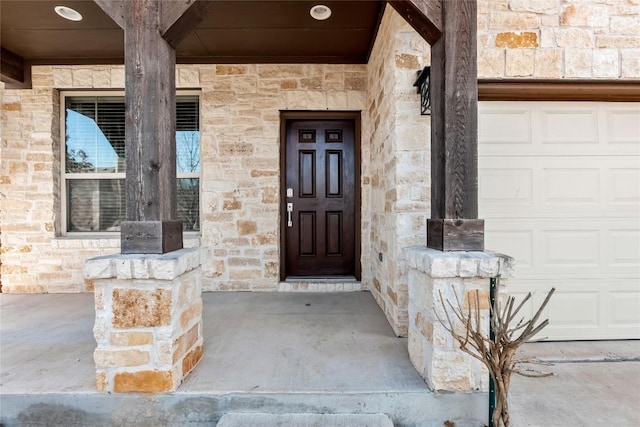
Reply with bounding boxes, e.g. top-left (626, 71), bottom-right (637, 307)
top-left (121, 0), bottom-right (181, 254)
top-left (387, 0), bottom-right (442, 45)
top-left (427, 0), bottom-right (483, 251)
top-left (1, 48), bottom-right (24, 84)
top-left (478, 80), bottom-right (640, 102)
top-left (161, 0), bottom-right (214, 48)
top-left (93, 0), bottom-right (124, 29)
